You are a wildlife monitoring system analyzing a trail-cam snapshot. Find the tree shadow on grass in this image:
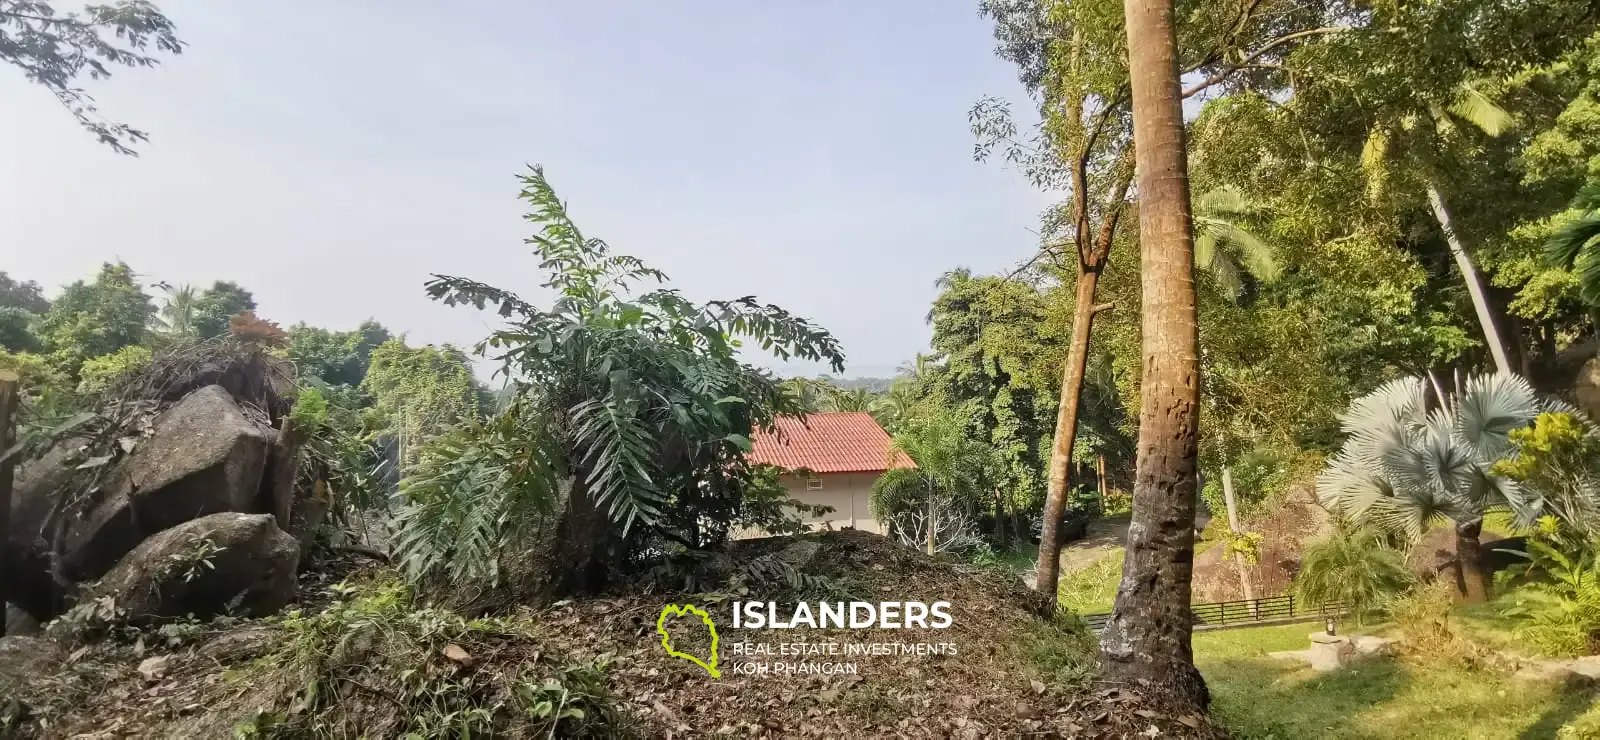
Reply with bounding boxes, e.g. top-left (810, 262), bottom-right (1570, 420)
top-left (1203, 658), bottom-right (1408, 739)
top-left (1518, 688), bottom-right (1599, 740)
